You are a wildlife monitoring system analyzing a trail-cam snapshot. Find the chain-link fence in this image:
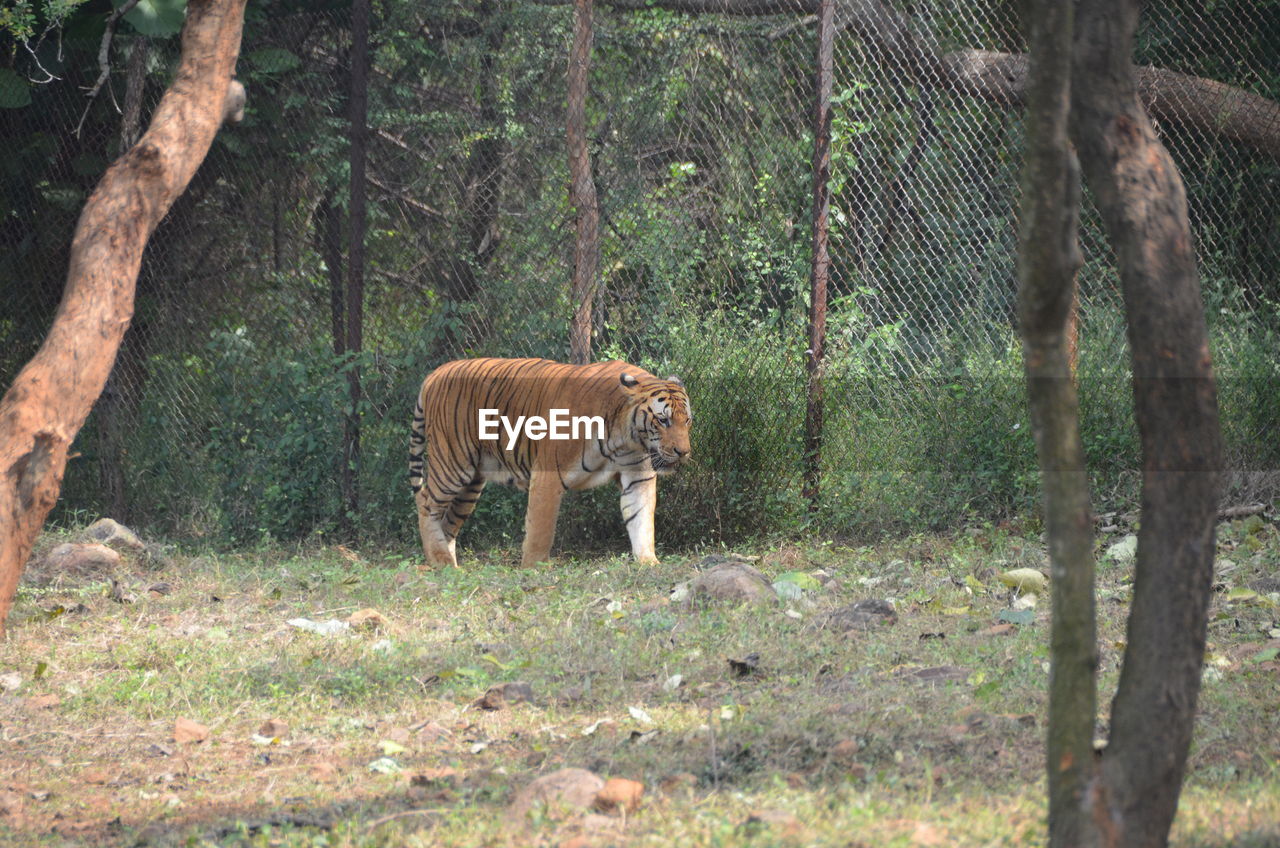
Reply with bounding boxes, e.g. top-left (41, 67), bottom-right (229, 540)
top-left (2, 1), bottom-right (1278, 551)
